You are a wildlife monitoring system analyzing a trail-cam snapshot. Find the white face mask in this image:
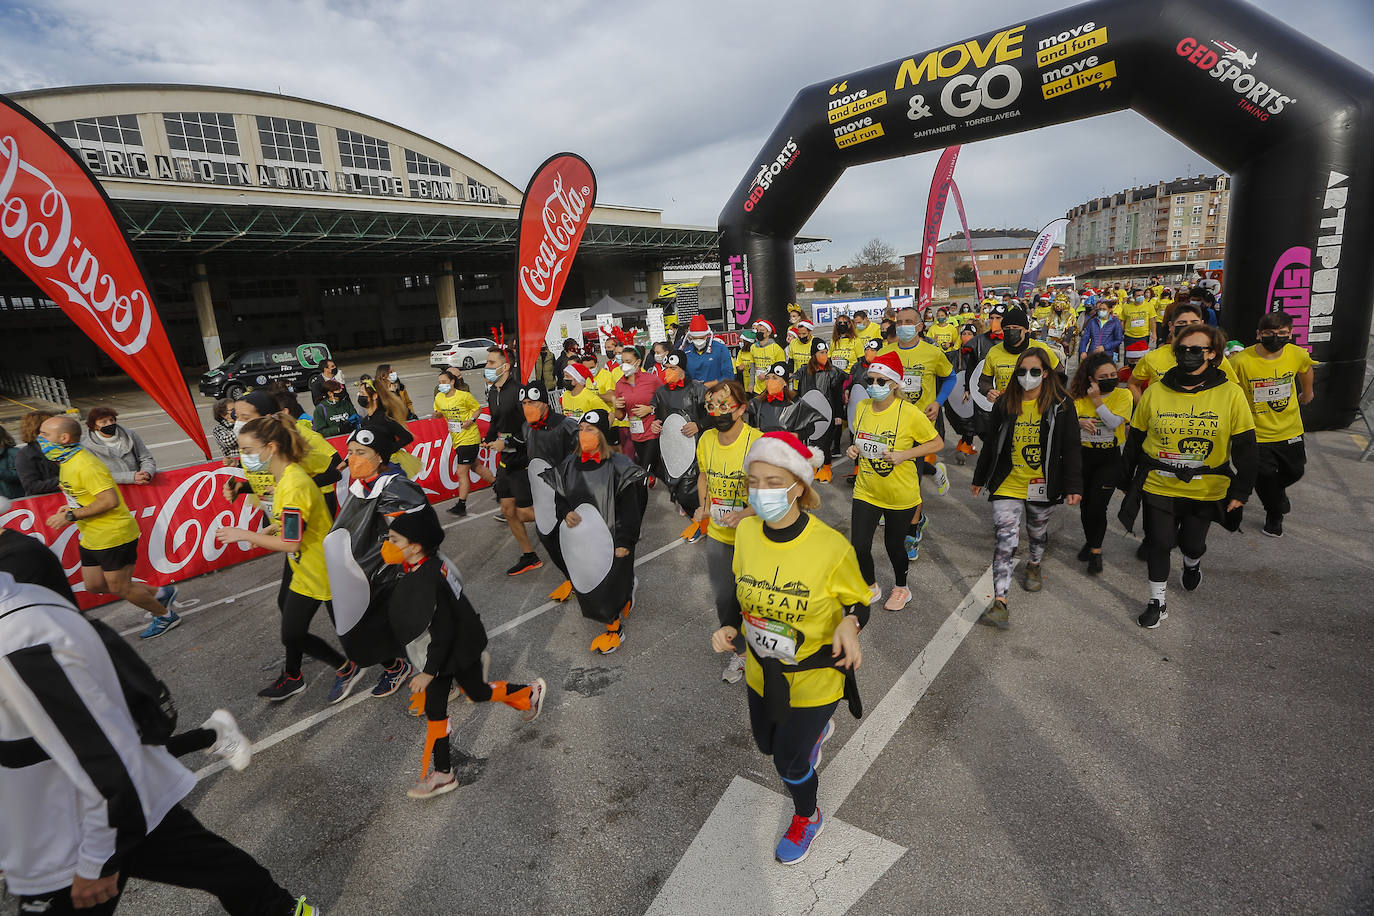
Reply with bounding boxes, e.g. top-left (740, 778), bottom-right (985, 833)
top-left (233, 419), bottom-right (247, 435)
top-left (388, 372), bottom-right (398, 382)
top-left (691, 336), bottom-right (709, 350)
top-left (1016, 370), bottom-right (1044, 391)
